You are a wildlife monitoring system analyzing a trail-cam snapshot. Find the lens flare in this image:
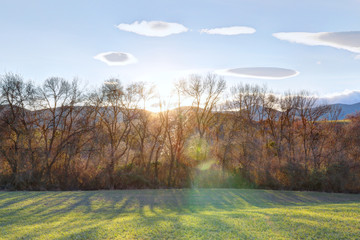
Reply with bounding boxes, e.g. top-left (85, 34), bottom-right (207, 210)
top-left (186, 136), bottom-right (210, 162)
